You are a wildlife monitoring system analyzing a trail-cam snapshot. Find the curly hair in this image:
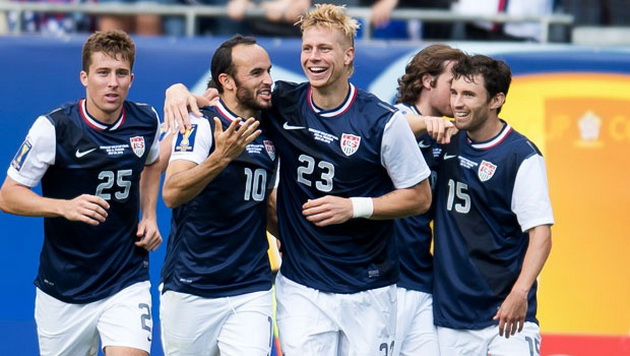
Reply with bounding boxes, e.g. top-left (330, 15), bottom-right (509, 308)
top-left (82, 30), bottom-right (135, 73)
top-left (396, 44), bottom-right (465, 105)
